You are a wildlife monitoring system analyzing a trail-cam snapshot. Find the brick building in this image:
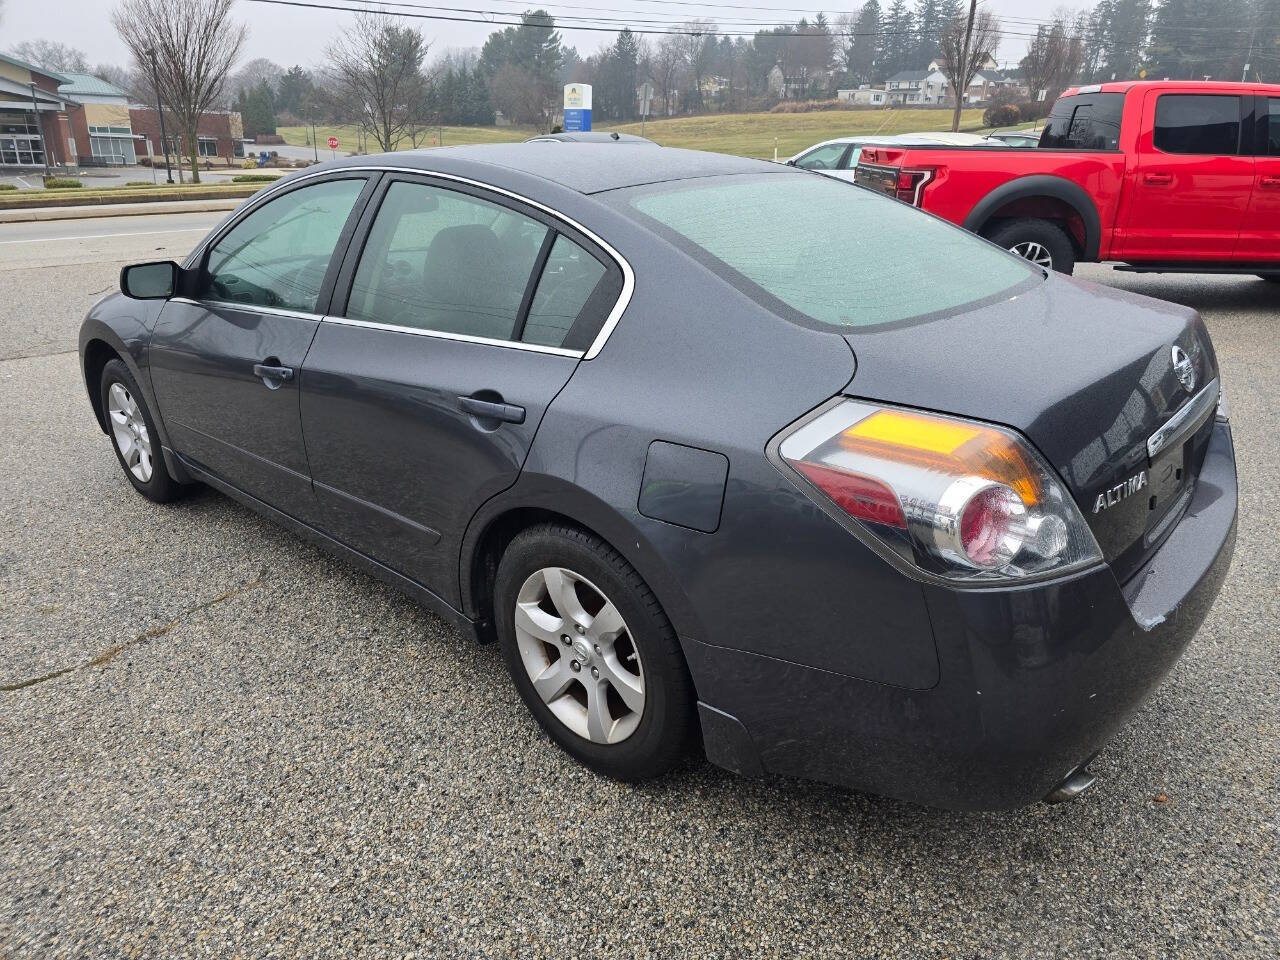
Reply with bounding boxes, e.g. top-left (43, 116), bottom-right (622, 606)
top-left (128, 106), bottom-right (246, 164)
